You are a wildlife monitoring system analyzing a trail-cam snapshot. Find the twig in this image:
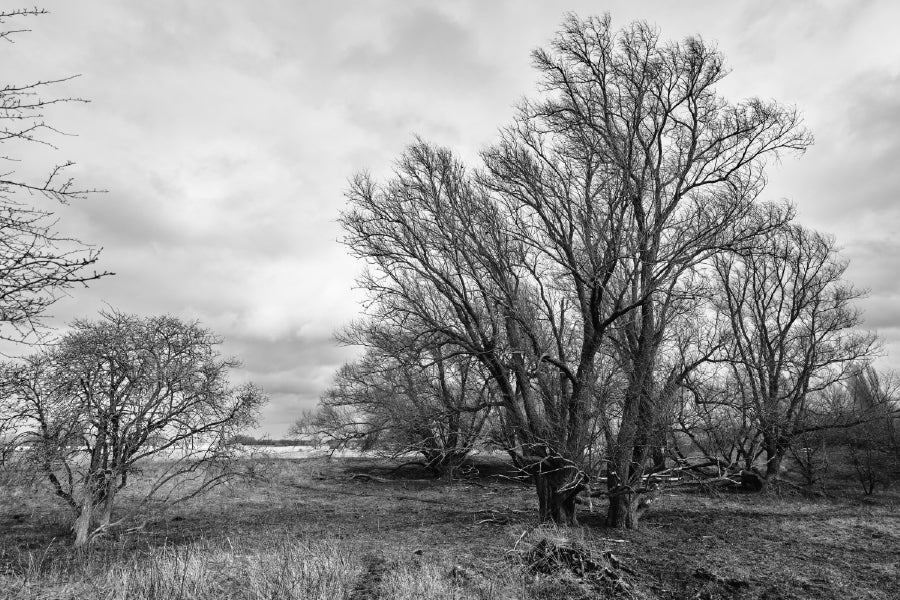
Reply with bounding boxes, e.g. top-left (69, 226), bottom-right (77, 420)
top-left (513, 528), bottom-right (530, 551)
